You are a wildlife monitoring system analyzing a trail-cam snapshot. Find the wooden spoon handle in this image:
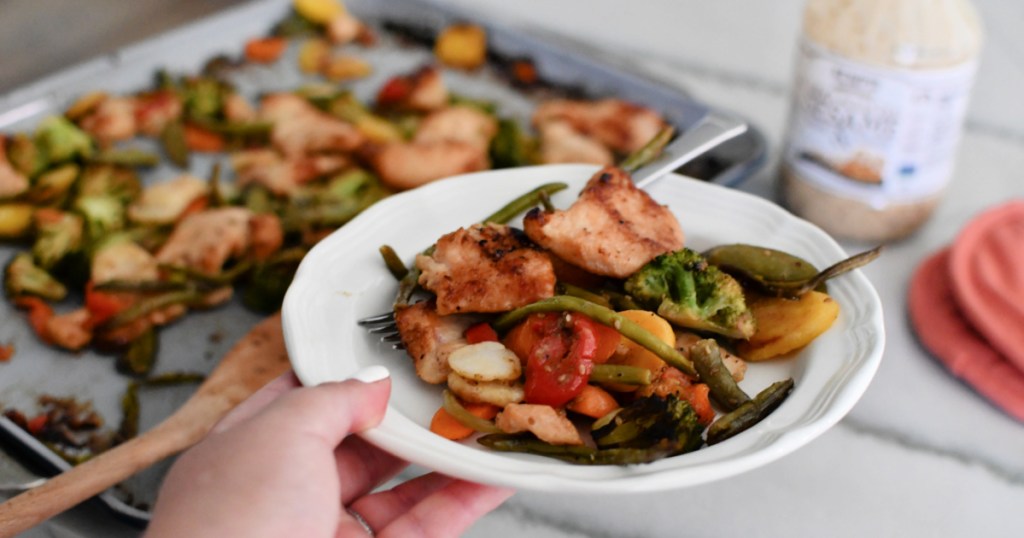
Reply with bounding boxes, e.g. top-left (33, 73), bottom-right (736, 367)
top-left (0, 313), bottom-right (289, 537)
top-left (0, 416), bottom-right (199, 537)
